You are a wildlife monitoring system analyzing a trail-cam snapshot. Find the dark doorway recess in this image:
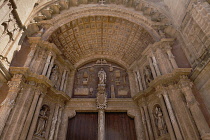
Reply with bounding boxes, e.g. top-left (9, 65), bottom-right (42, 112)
top-left (66, 112), bottom-right (98, 140)
top-left (105, 112), bottom-right (137, 140)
